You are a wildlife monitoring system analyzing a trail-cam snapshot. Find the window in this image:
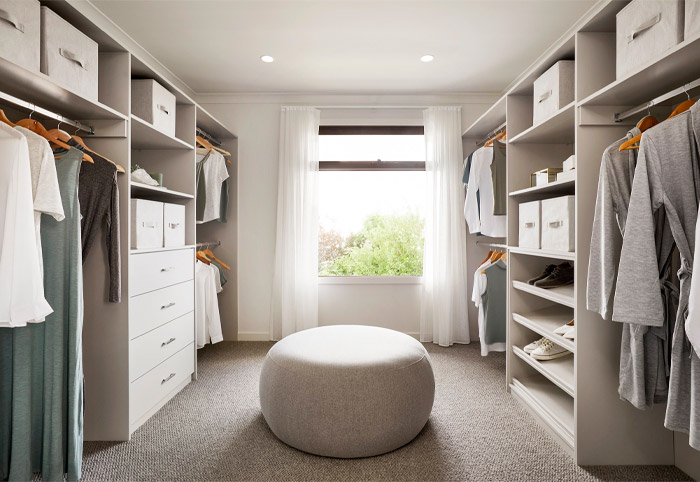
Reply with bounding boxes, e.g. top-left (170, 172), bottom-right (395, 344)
top-left (318, 126), bottom-right (425, 277)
